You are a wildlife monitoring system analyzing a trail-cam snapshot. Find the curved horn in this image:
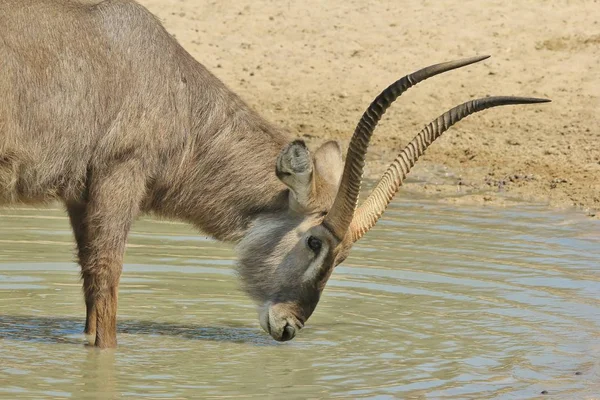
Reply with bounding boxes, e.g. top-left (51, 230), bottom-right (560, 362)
top-left (322, 55), bottom-right (491, 241)
top-left (349, 96), bottom-right (551, 242)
